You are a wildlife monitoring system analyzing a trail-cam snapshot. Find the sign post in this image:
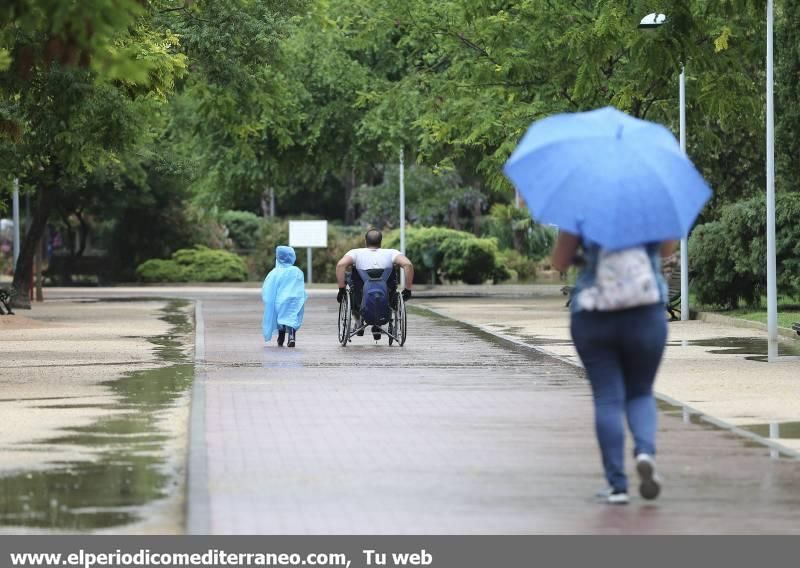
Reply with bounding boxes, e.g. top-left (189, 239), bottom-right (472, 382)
top-left (289, 220), bottom-right (328, 285)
